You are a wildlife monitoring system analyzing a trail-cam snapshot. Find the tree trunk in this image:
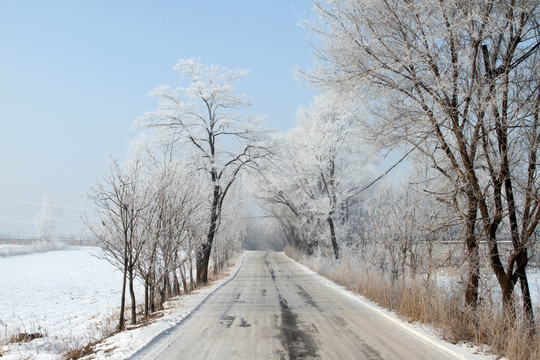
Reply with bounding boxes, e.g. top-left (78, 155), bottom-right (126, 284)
top-left (118, 257), bottom-right (128, 331)
top-left (144, 275), bottom-right (149, 318)
top-left (465, 234), bottom-right (479, 309)
top-left (172, 269), bottom-right (181, 296)
top-left (150, 269), bottom-right (155, 313)
top-left (464, 198), bottom-right (479, 309)
top-left (158, 282), bottom-right (165, 309)
top-left (197, 183), bottom-right (220, 284)
top-left (498, 274), bottom-right (517, 327)
top-left (189, 253), bottom-right (195, 291)
top-left (503, 149), bottom-right (534, 324)
top-left (516, 262), bottom-right (535, 331)
top-left (162, 271), bottom-right (171, 304)
top-left (213, 244), bottom-right (219, 276)
top-left (179, 262), bottom-right (189, 294)
top-left (163, 260), bottom-right (170, 297)
top-left (197, 242), bottom-right (212, 284)
top-left (129, 266), bottom-right (137, 325)
top-left (327, 216), bottom-right (339, 259)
